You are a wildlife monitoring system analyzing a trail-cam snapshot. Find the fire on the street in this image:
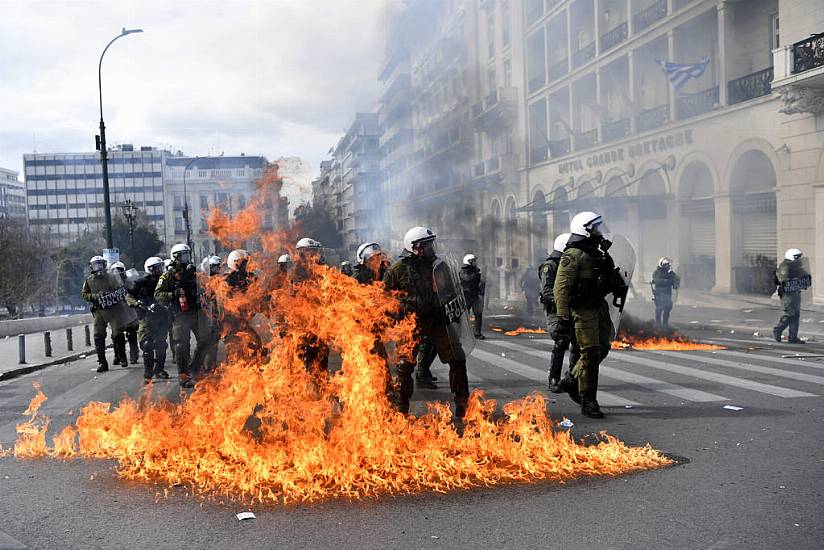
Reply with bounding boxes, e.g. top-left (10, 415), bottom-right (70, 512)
top-left (502, 327), bottom-right (547, 336)
top-left (5, 178), bottom-right (671, 505)
top-left (611, 334), bottom-right (725, 351)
